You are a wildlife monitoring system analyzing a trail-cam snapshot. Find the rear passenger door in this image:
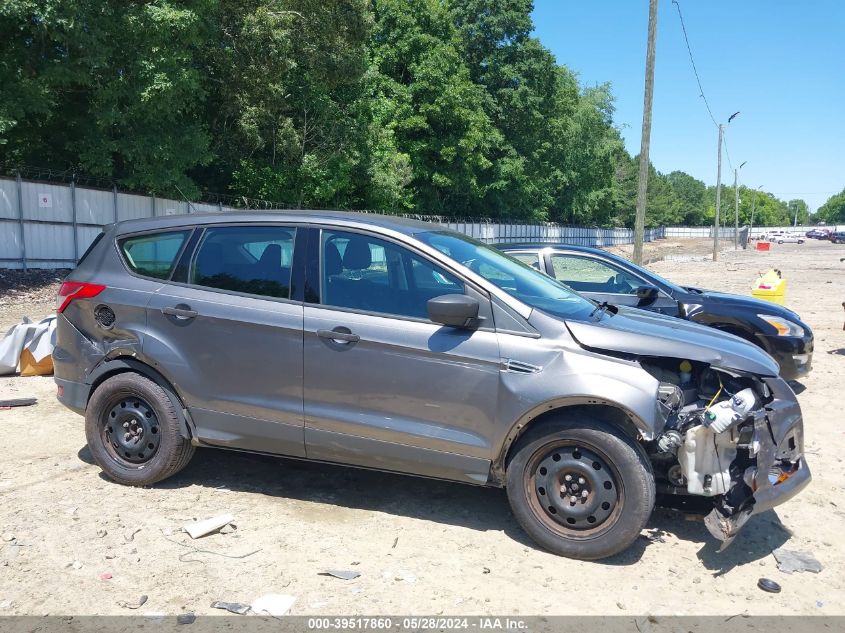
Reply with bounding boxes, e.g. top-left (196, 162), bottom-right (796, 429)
top-left (302, 228), bottom-right (501, 483)
top-left (145, 224), bottom-right (306, 457)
